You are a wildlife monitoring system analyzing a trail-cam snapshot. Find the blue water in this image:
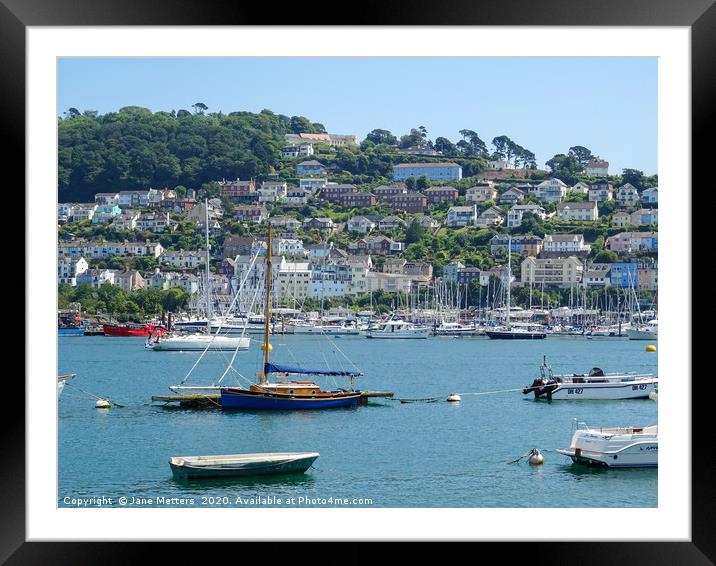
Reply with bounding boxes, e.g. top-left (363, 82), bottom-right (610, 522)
top-left (58, 335), bottom-right (657, 508)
